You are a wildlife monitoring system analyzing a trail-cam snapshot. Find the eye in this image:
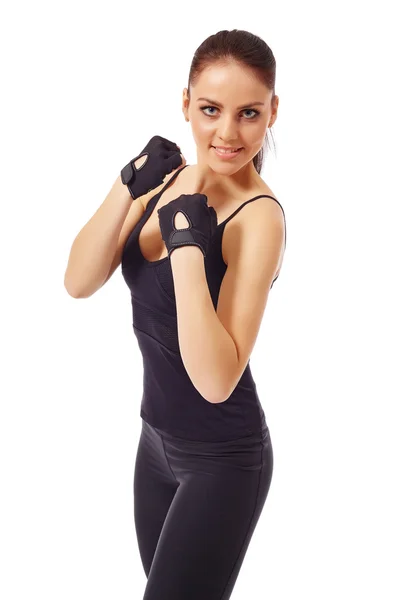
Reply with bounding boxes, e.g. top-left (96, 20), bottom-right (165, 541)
top-left (200, 106), bottom-right (218, 117)
top-left (242, 109), bottom-right (260, 119)
top-left (200, 106), bottom-right (260, 119)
